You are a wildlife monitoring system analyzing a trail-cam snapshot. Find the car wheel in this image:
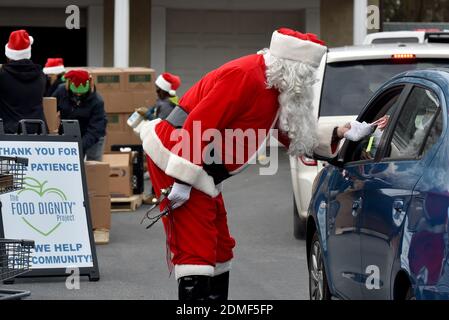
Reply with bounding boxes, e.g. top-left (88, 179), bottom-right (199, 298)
top-left (293, 196), bottom-right (306, 240)
top-left (309, 232), bottom-right (331, 300)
